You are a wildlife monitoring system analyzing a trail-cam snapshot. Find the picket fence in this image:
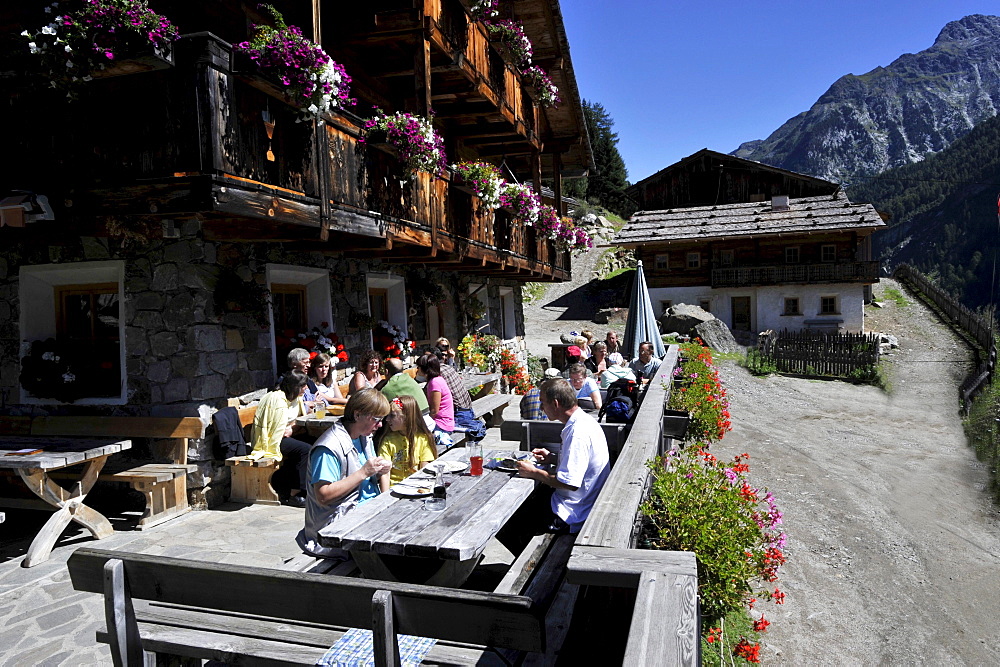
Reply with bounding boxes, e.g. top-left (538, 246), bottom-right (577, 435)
top-left (757, 329), bottom-right (880, 379)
